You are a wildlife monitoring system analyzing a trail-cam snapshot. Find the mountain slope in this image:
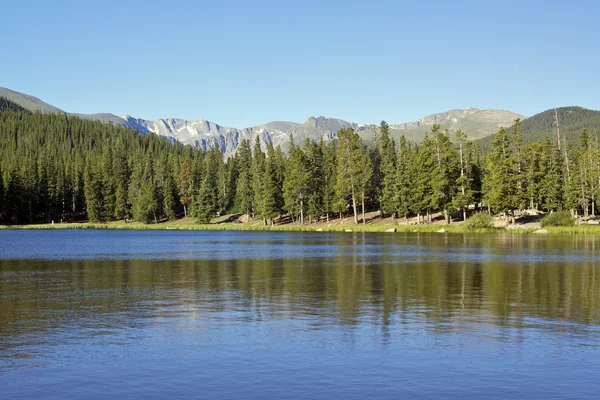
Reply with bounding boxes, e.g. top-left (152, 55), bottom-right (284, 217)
top-left (359, 108), bottom-right (525, 143)
top-left (2, 86), bottom-right (528, 155)
top-left (0, 87), bottom-right (64, 113)
top-left (475, 106), bottom-right (600, 150)
top-left (0, 86), bottom-right (136, 127)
